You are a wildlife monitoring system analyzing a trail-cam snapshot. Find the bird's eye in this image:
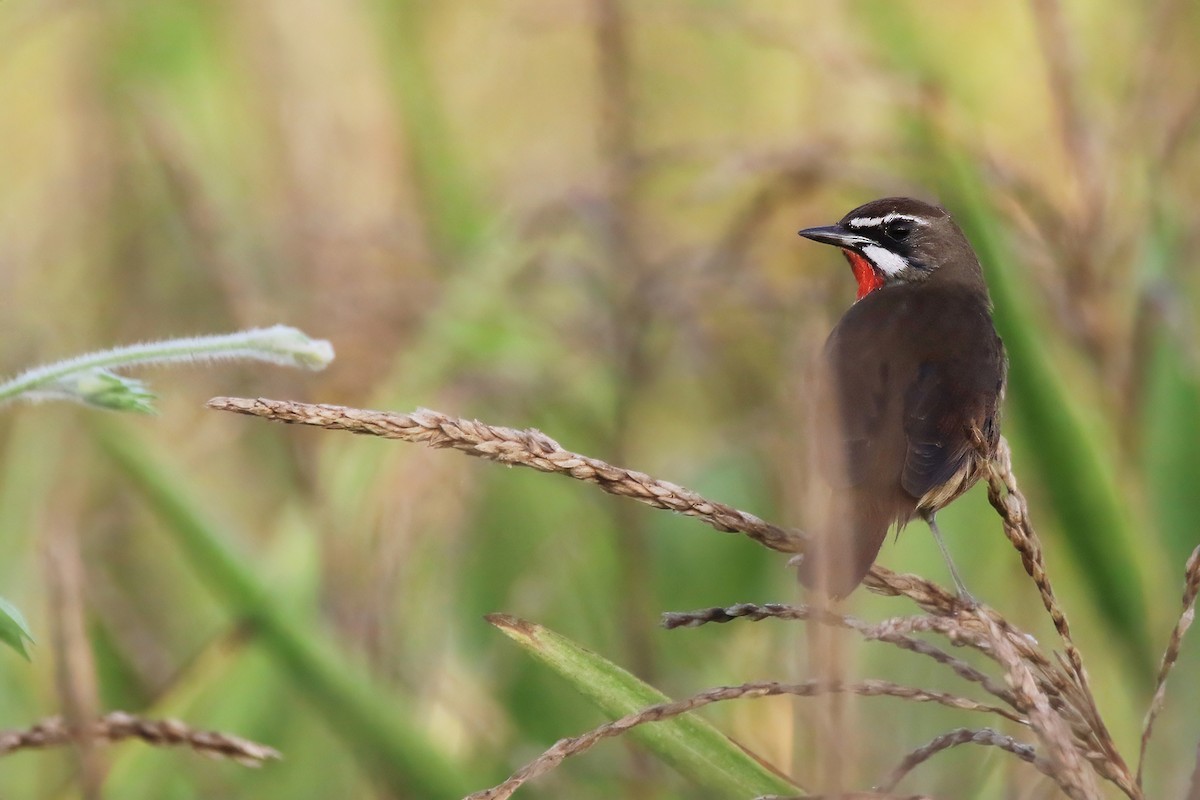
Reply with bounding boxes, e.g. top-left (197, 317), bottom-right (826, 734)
top-left (884, 220), bottom-right (912, 242)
